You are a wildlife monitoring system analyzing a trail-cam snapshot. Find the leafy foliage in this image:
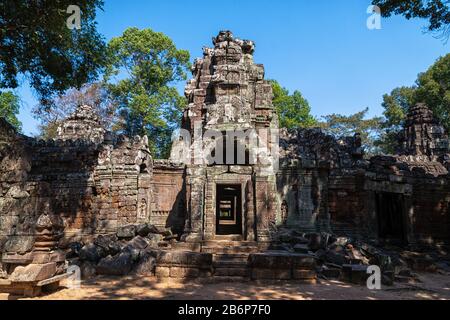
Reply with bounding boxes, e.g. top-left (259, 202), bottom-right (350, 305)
top-left (0, 0), bottom-right (106, 102)
top-left (0, 91), bottom-right (22, 131)
top-left (372, 0), bottom-right (450, 40)
top-left (270, 80), bottom-right (317, 129)
top-left (377, 54), bottom-right (450, 153)
top-left (321, 108), bottom-right (383, 154)
top-left (415, 54), bottom-right (450, 130)
top-left (105, 27), bottom-right (190, 158)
